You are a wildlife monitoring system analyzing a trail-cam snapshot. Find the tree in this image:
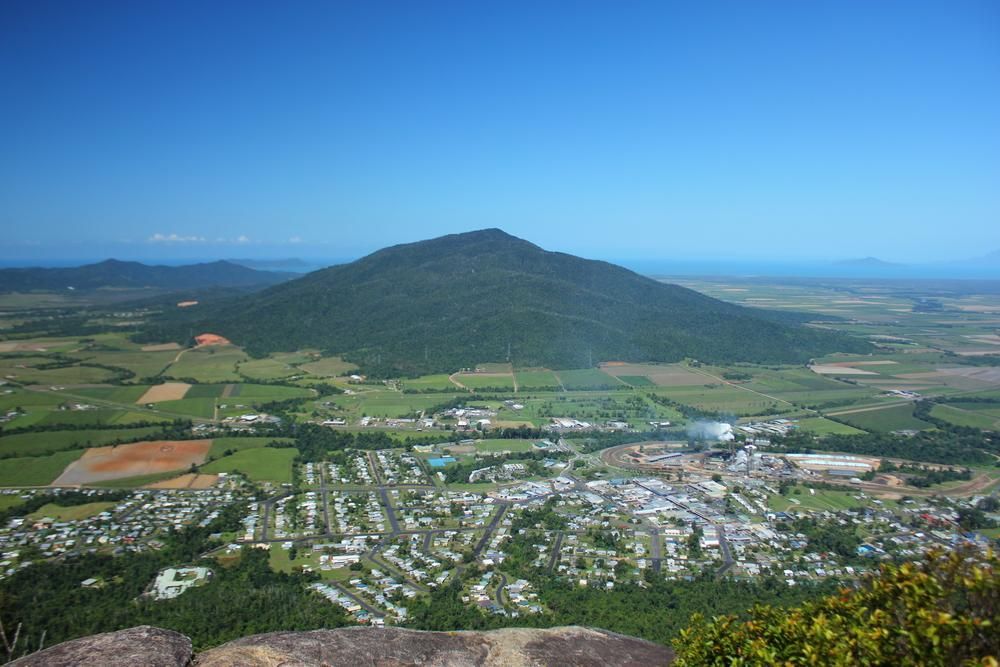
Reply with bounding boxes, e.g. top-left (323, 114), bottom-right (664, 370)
top-left (672, 548), bottom-right (1000, 666)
